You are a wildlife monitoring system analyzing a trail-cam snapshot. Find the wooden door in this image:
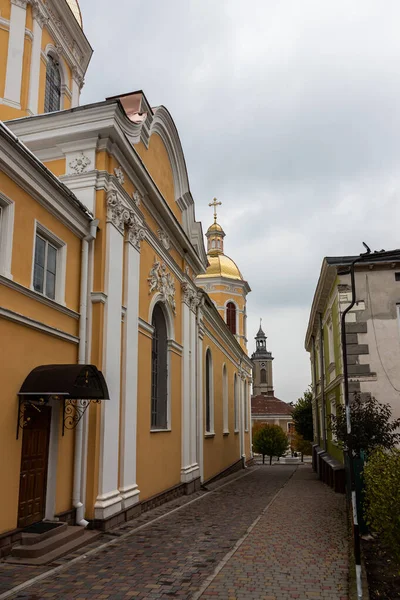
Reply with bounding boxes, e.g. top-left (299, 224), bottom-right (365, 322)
top-left (18, 405), bottom-right (51, 529)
